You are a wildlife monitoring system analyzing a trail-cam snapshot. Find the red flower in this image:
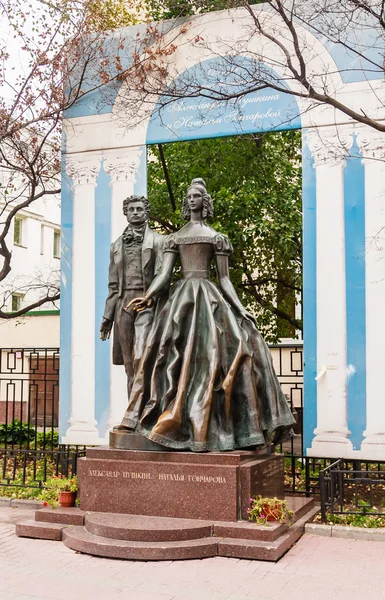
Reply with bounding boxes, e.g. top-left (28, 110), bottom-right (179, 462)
top-left (43, 501), bottom-right (47, 507)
